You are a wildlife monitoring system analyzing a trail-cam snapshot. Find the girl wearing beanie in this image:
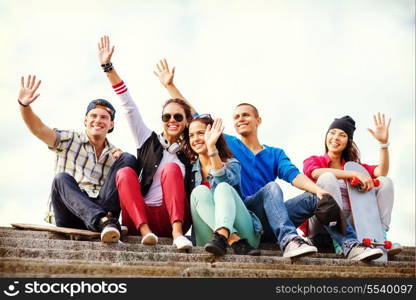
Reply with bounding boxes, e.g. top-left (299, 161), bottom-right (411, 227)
top-left (301, 114), bottom-right (401, 257)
